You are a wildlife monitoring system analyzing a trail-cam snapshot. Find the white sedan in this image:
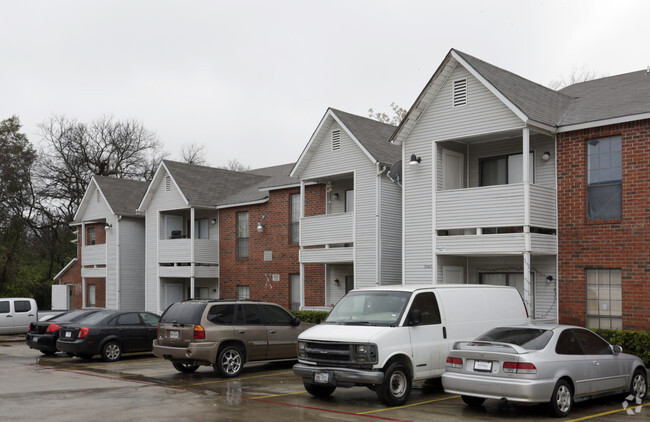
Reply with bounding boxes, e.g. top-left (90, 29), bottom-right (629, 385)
top-left (442, 325), bottom-right (647, 417)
